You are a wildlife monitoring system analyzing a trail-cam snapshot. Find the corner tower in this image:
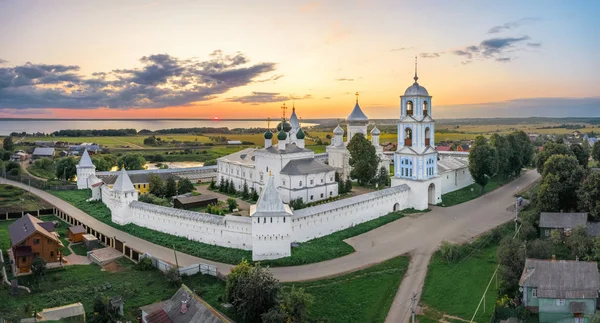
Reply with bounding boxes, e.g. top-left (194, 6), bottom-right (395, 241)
top-left (76, 149), bottom-right (96, 189)
top-left (391, 58), bottom-right (441, 209)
